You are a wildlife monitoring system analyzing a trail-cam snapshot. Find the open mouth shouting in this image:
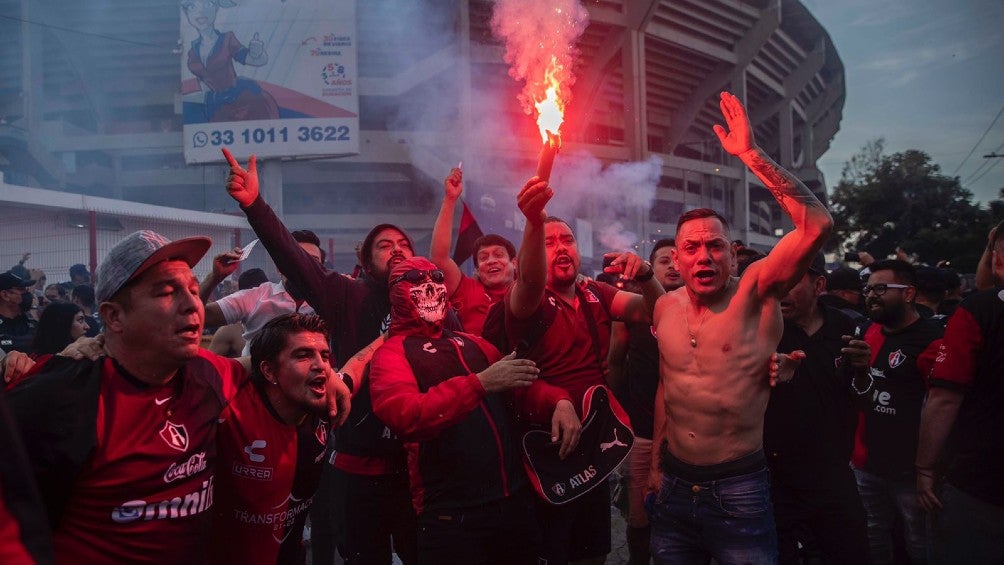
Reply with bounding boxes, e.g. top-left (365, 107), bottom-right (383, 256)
top-left (177, 322), bottom-right (202, 343)
top-left (693, 268), bottom-right (717, 286)
top-left (307, 375), bottom-right (327, 398)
